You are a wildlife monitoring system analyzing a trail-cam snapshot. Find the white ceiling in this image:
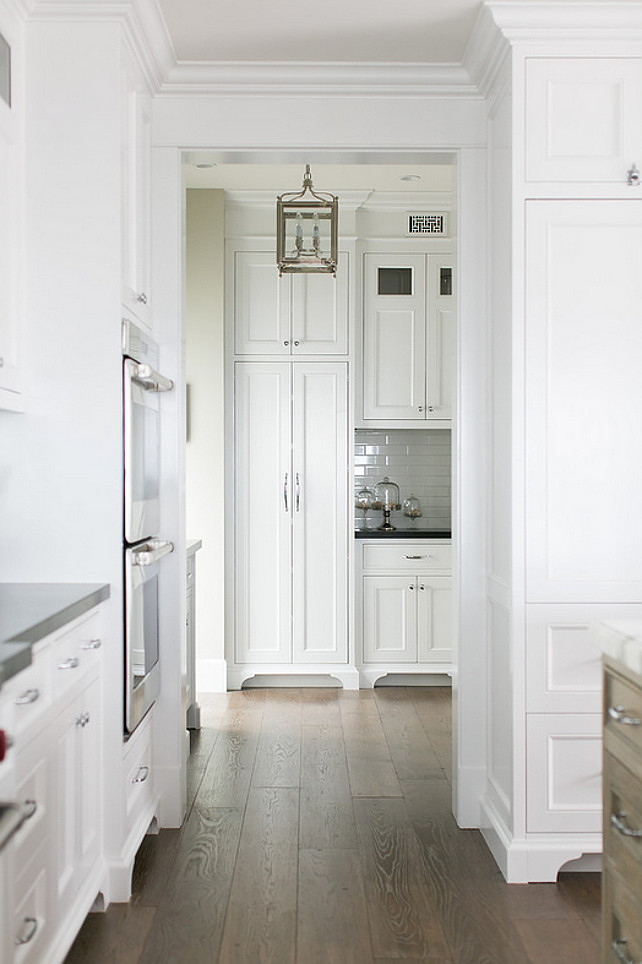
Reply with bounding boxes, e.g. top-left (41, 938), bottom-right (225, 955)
top-left (157, 0), bottom-right (486, 64)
